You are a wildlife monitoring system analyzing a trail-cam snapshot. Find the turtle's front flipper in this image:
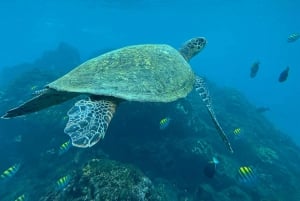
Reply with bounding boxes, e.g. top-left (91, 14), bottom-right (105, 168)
top-left (194, 76), bottom-right (234, 153)
top-left (64, 97), bottom-right (118, 148)
top-left (2, 89), bottom-right (78, 119)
